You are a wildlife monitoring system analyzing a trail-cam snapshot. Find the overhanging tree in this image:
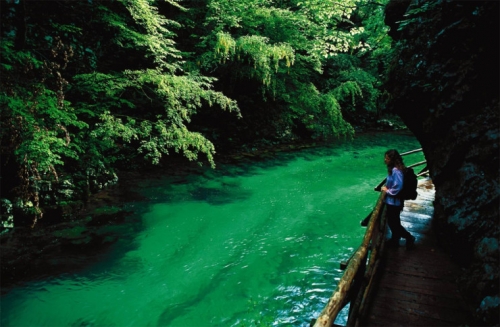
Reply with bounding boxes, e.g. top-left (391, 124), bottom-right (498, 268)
top-left (1, 0), bottom-right (240, 223)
